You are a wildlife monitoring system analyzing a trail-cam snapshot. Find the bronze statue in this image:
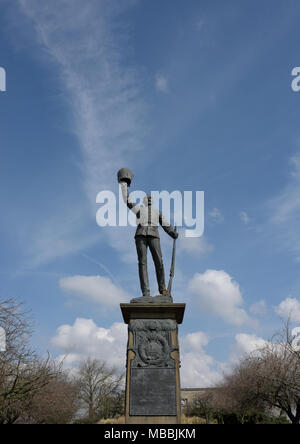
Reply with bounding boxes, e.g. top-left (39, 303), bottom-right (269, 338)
top-left (118, 168), bottom-right (178, 303)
